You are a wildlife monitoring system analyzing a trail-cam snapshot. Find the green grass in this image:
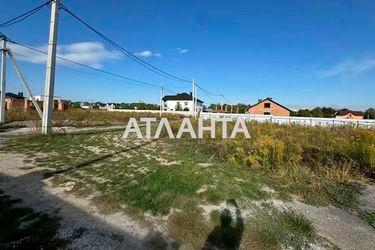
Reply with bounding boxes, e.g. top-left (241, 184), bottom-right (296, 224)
top-left (360, 210), bottom-right (375, 229)
top-left (2, 109), bottom-right (183, 128)
top-left (0, 131), bottom-right (266, 216)
top-left (263, 167), bottom-right (364, 210)
top-left (2, 122), bottom-right (373, 248)
top-left (246, 203), bottom-right (315, 249)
